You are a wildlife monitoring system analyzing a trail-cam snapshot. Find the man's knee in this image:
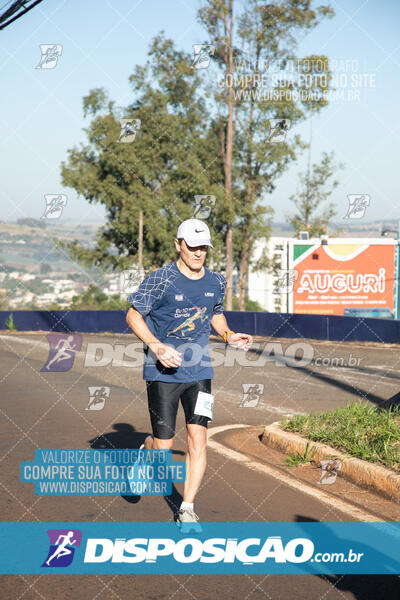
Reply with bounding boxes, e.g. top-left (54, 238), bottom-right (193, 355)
top-left (187, 425), bottom-right (207, 454)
